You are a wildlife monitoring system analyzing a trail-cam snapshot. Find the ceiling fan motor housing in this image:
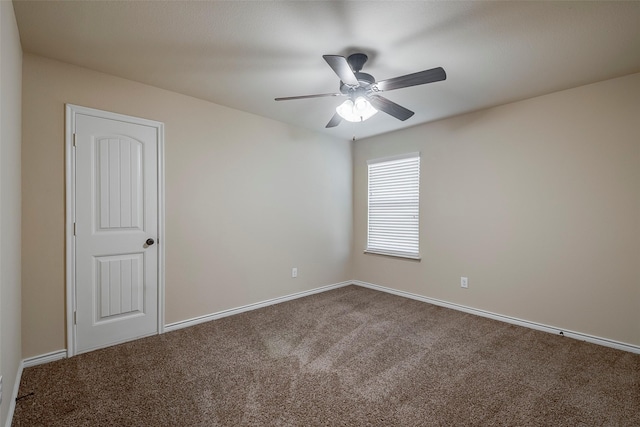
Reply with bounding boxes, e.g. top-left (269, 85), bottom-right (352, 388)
top-left (340, 72), bottom-right (375, 94)
top-left (339, 53), bottom-right (376, 97)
